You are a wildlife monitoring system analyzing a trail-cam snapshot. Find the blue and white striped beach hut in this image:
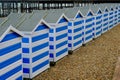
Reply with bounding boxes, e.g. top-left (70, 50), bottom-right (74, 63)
top-left (44, 11), bottom-right (69, 65)
top-left (64, 7), bottom-right (84, 53)
top-left (118, 4), bottom-right (120, 23)
top-left (113, 5), bottom-right (119, 26)
top-left (16, 13), bottom-right (50, 79)
top-left (108, 6), bottom-right (115, 29)
top-left (91, 6), bottom-right (103, 38)
top-left (101, 6), bottom-right (109, 33)
top-left (0, 25), bottom-right (23, 80)
top-left (80, 6), bottom-right (94, 44)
